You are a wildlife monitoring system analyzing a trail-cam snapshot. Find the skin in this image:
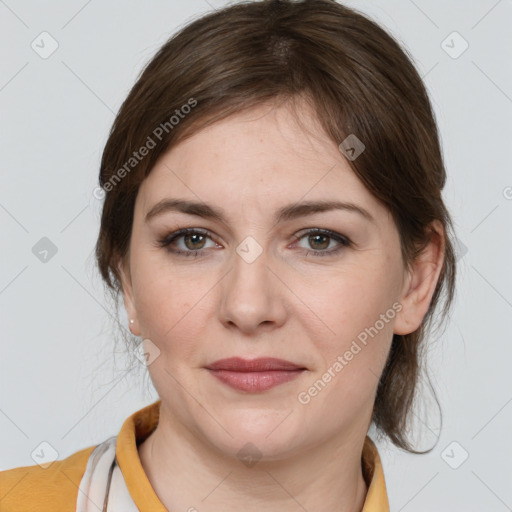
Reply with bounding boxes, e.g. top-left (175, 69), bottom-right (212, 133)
top-left (119, 98), bottom-right (445, 512)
